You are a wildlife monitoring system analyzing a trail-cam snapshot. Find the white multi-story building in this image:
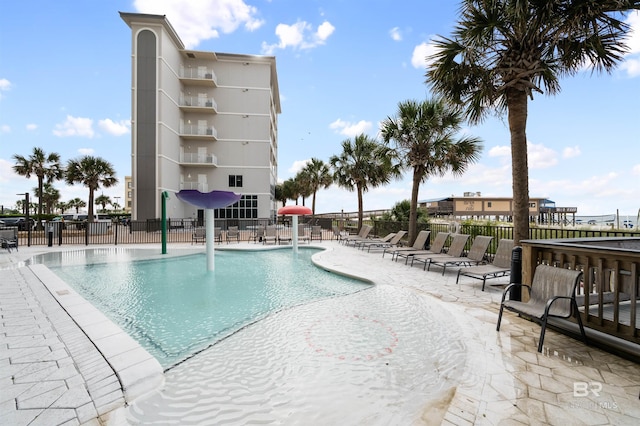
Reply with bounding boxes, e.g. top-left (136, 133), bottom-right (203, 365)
top-left (120, 12), bottom-right (281, 223)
